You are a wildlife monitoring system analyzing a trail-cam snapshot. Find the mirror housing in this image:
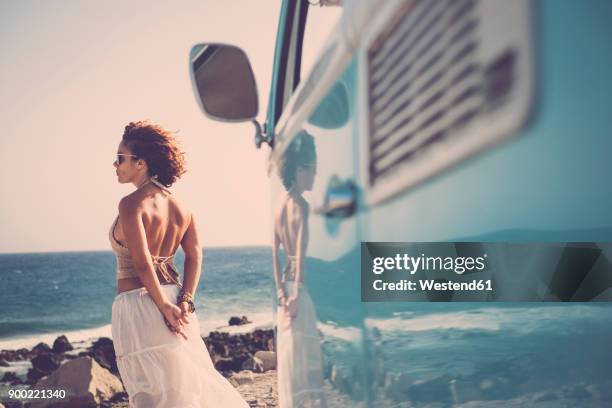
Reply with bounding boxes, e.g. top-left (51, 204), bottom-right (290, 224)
top-left (189, 43), bottom-right (259, 122)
